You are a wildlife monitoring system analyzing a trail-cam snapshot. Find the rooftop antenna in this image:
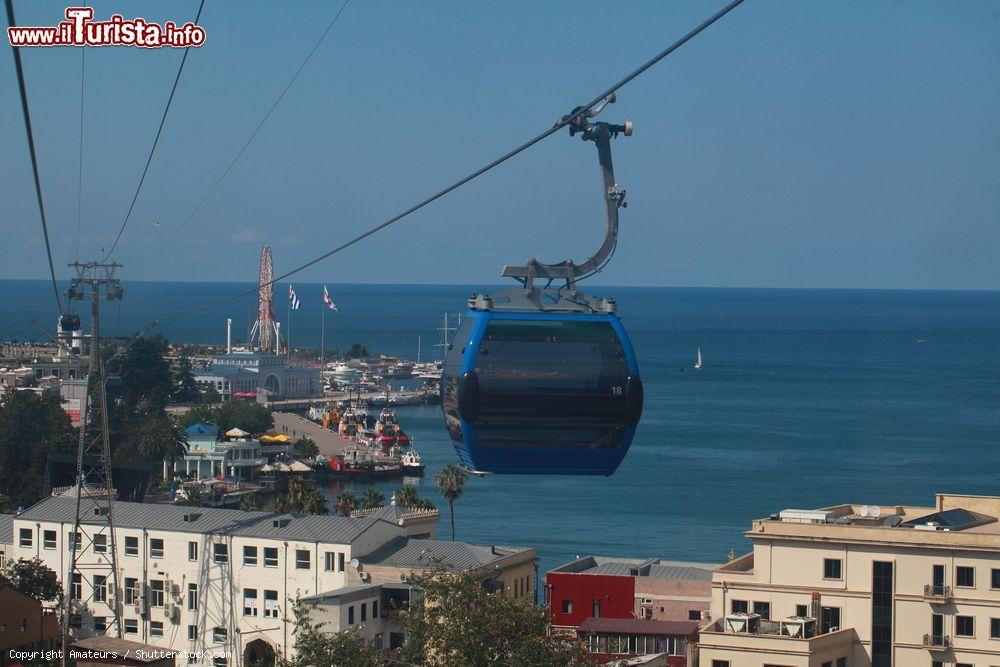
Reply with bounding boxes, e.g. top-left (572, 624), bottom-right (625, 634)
top-left (62, 261), bottom-right (125, 661)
